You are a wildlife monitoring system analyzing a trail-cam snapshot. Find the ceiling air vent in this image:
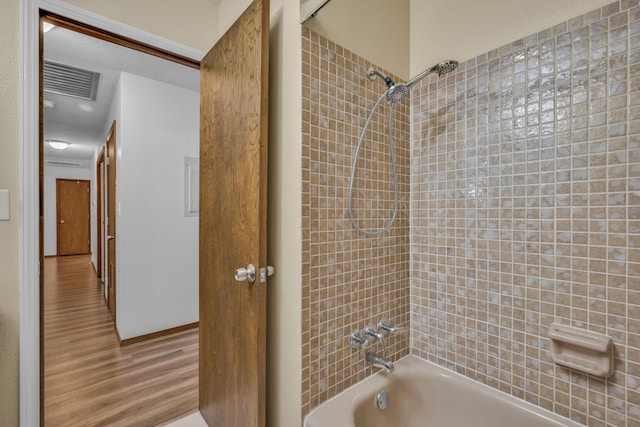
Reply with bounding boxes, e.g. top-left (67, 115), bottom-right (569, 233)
top-left (45, 159), bottom-right (83, 167)
top-left (44, 60), bottom-right (100, 101)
